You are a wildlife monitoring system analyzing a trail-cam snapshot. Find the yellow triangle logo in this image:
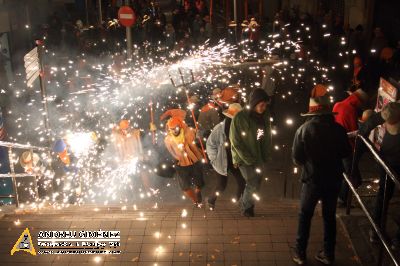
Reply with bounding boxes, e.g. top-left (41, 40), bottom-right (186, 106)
top-left (10, 228), bottom-right (36, 256)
